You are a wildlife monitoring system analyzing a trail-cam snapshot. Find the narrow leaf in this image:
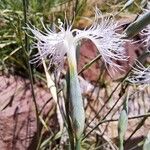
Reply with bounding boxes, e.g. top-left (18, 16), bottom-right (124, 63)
top-left (122, 0), bottom-right (134, 10)
top-left (118, 96), bottom-right (129, 150)
top-left (118, 110), bottom-right (128, 150)
top-left (39, 116), bottom-right (49, 131)
top-left (125, 12), bottom-right (150, 37)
